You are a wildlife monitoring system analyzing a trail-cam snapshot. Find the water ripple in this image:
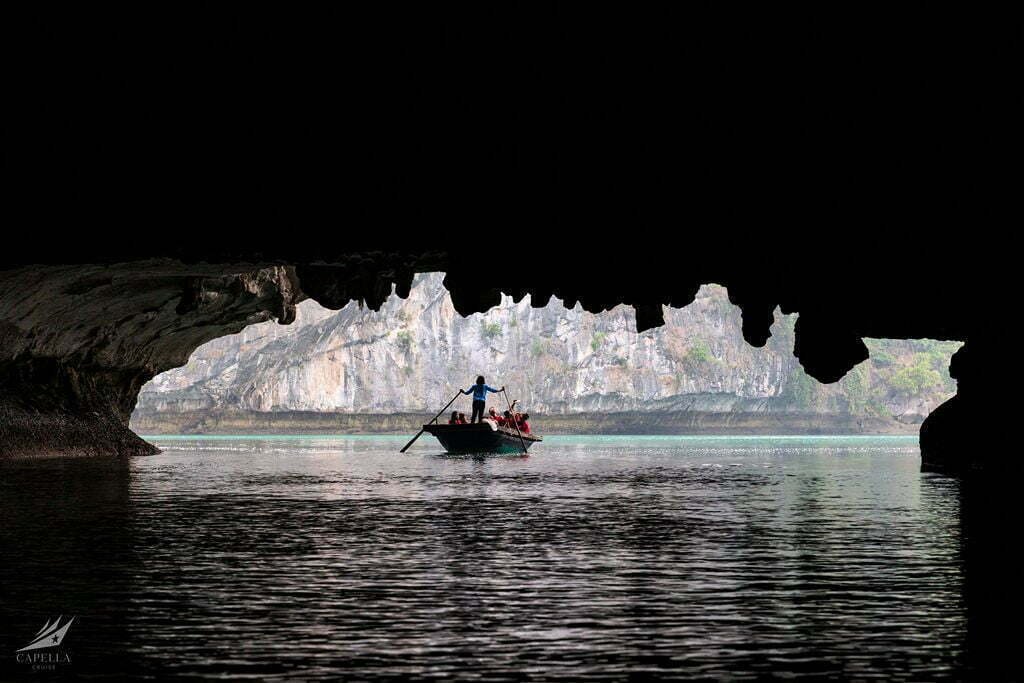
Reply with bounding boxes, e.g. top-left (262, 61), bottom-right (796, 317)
top-left (0, 436), bottom-right (965, 679)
